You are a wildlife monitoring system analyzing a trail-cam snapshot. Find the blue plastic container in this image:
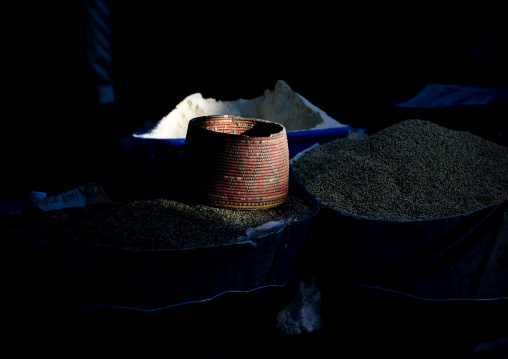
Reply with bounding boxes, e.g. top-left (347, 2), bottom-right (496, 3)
top-left (132, 124), bottom-right (352, 162)
top-left (286, 126), bottom-right (352, 158)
